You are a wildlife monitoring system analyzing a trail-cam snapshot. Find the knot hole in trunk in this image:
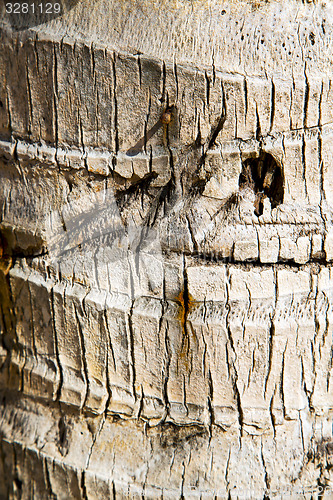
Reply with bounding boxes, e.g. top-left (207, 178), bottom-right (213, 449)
top-left (238, 152), bottom-right (284, 216)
